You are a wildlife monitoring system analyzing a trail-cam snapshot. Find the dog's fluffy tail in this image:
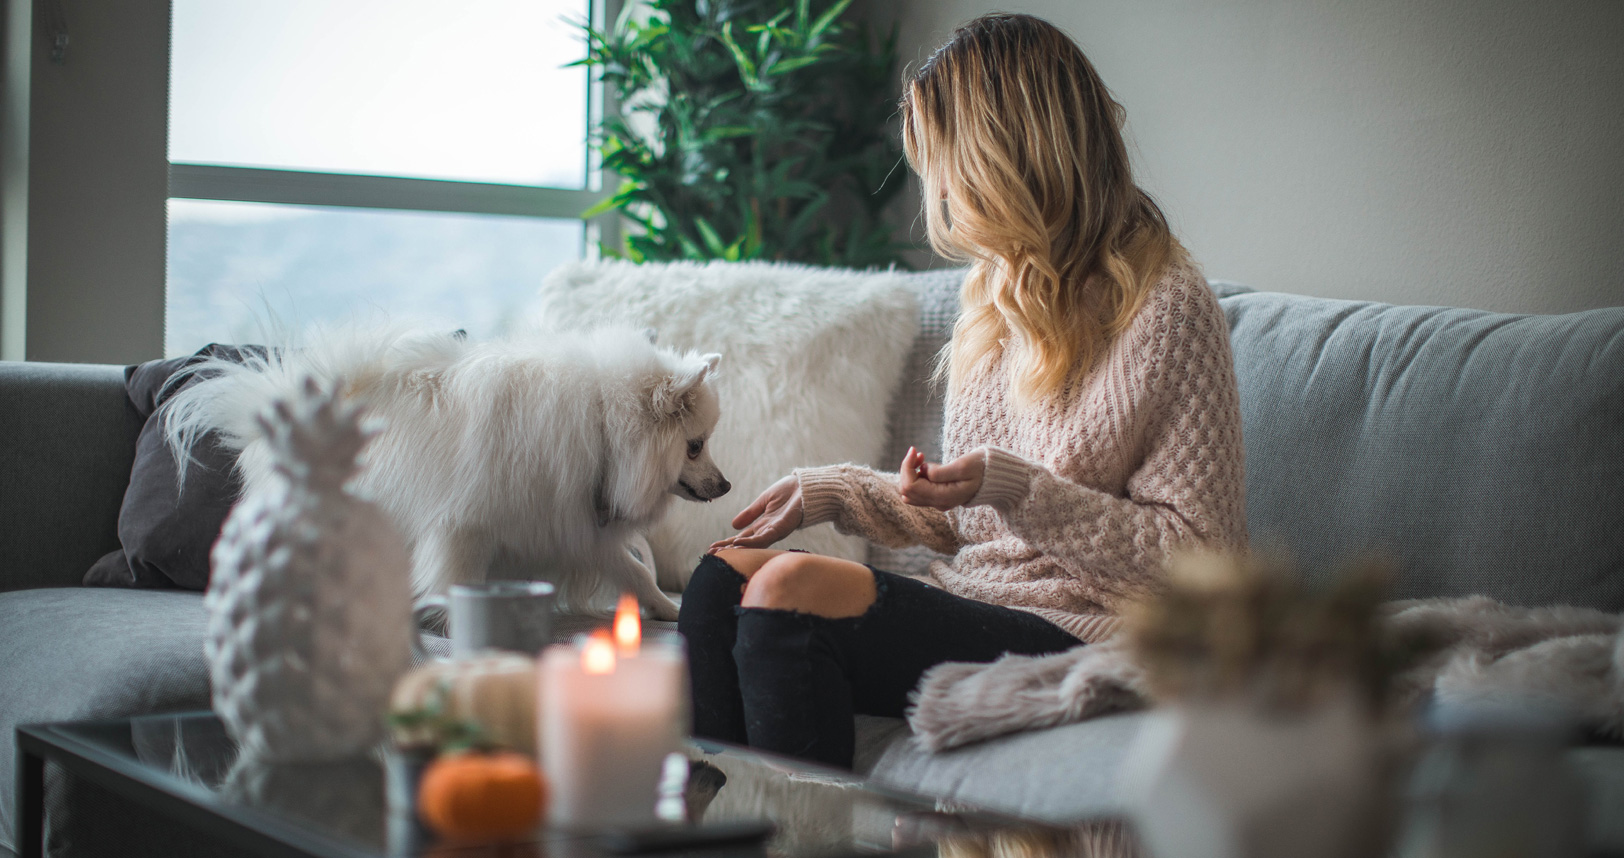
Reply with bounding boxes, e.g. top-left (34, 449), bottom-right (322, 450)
top-left (162, 323), bottom-right (465, 484)
top-left (162, 348), bottom-right (285, 484)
